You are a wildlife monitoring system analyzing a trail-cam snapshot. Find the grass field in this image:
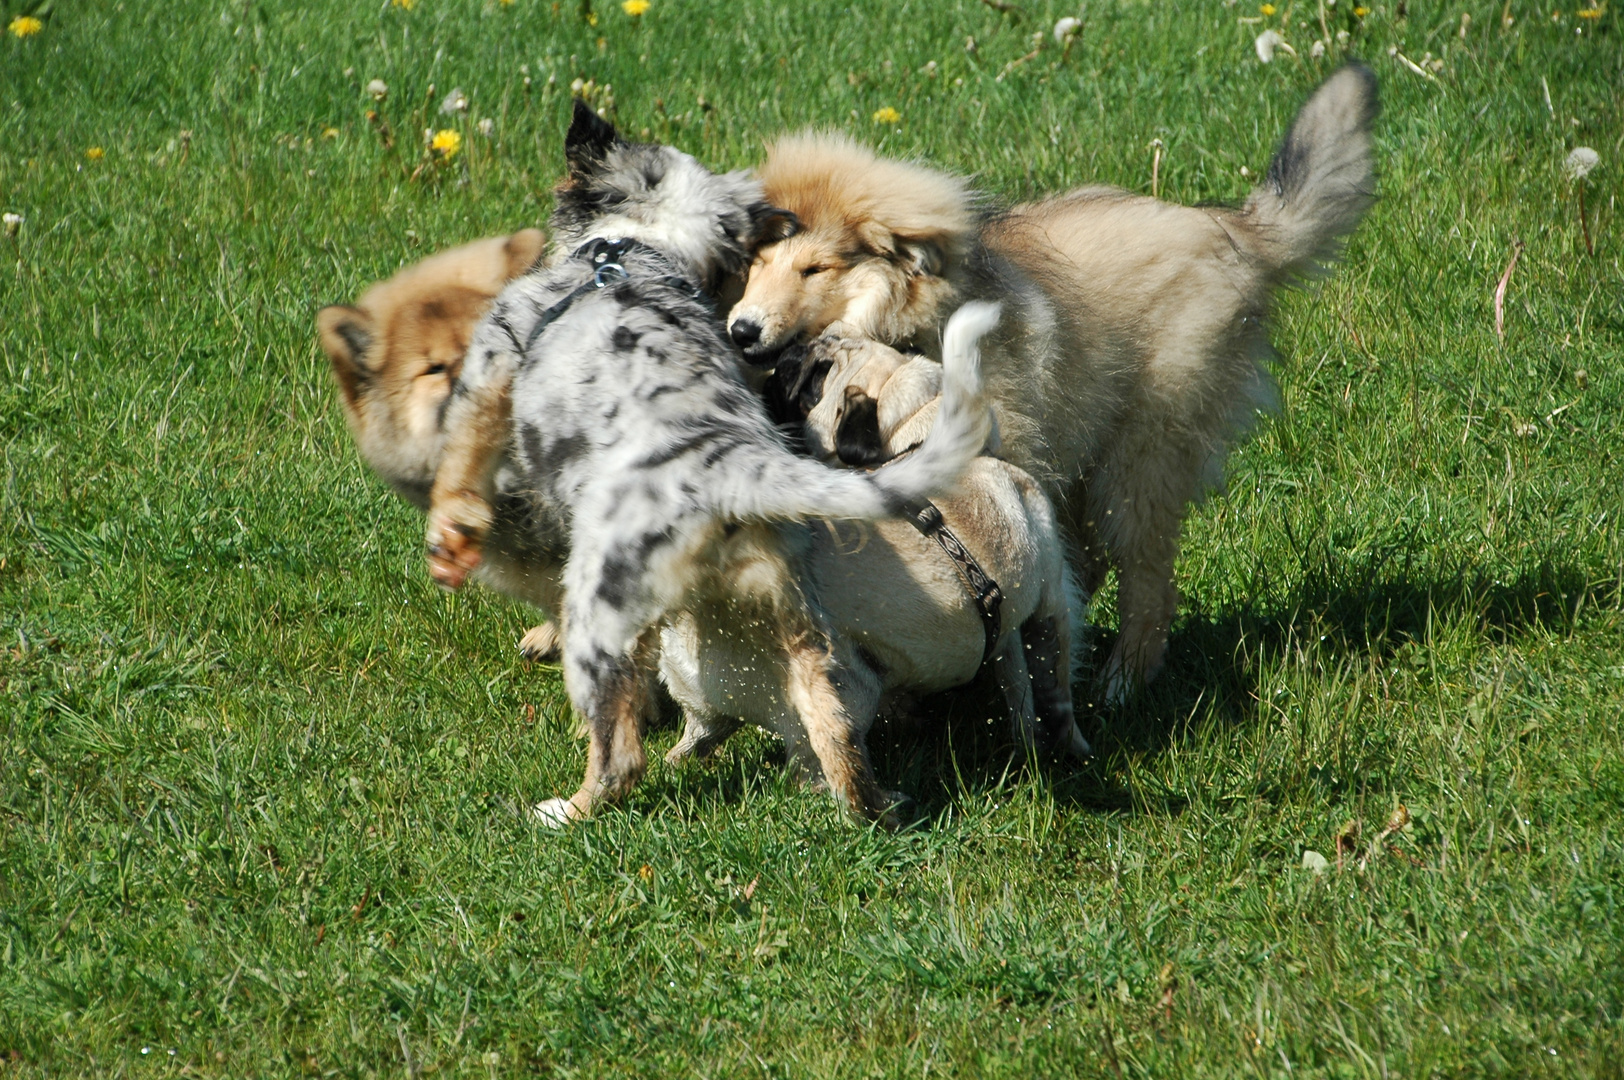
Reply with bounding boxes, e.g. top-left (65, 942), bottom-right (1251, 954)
top-left (4, 0), bottom-right (1623, 1075)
